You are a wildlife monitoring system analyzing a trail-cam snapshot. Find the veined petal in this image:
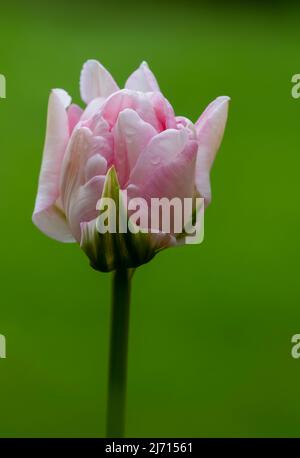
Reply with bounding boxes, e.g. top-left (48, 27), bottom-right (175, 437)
top-left (125, 61), bottom-right (160, 92)
top-left (195, 96), bottom-right (230, 204)
top-left (60, 127), bottom-right (94, 208)
top-left (80, 59), bottom-right (119, 104)
top-left (59, 126), bottom-right (109, 240)
top-left (32, 89), bottom-right (74, 242)
top-left (59, 130), bottom-right (93, 200)
top-left (113, 108), bottom-right (157, 187)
